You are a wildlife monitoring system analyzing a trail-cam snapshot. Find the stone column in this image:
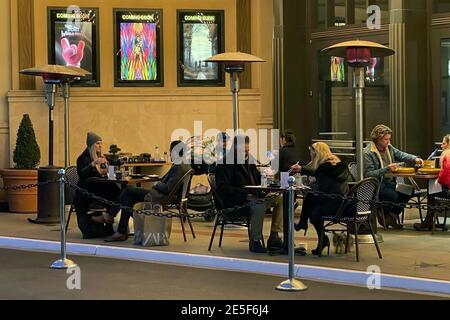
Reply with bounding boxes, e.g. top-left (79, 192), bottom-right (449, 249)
top-left (389, 0), bottom-right (429, 156)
